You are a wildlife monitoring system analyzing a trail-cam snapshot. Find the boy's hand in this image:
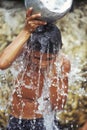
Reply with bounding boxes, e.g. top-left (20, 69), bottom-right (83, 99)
top-left (25, 7), bottom-right (47, 32)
